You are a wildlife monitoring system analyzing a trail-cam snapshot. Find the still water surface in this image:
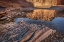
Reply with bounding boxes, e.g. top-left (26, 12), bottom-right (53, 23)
top-left (1, 9), bottom-right (64, 33)
top-left (15, 9), bottom-right (64, 33)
